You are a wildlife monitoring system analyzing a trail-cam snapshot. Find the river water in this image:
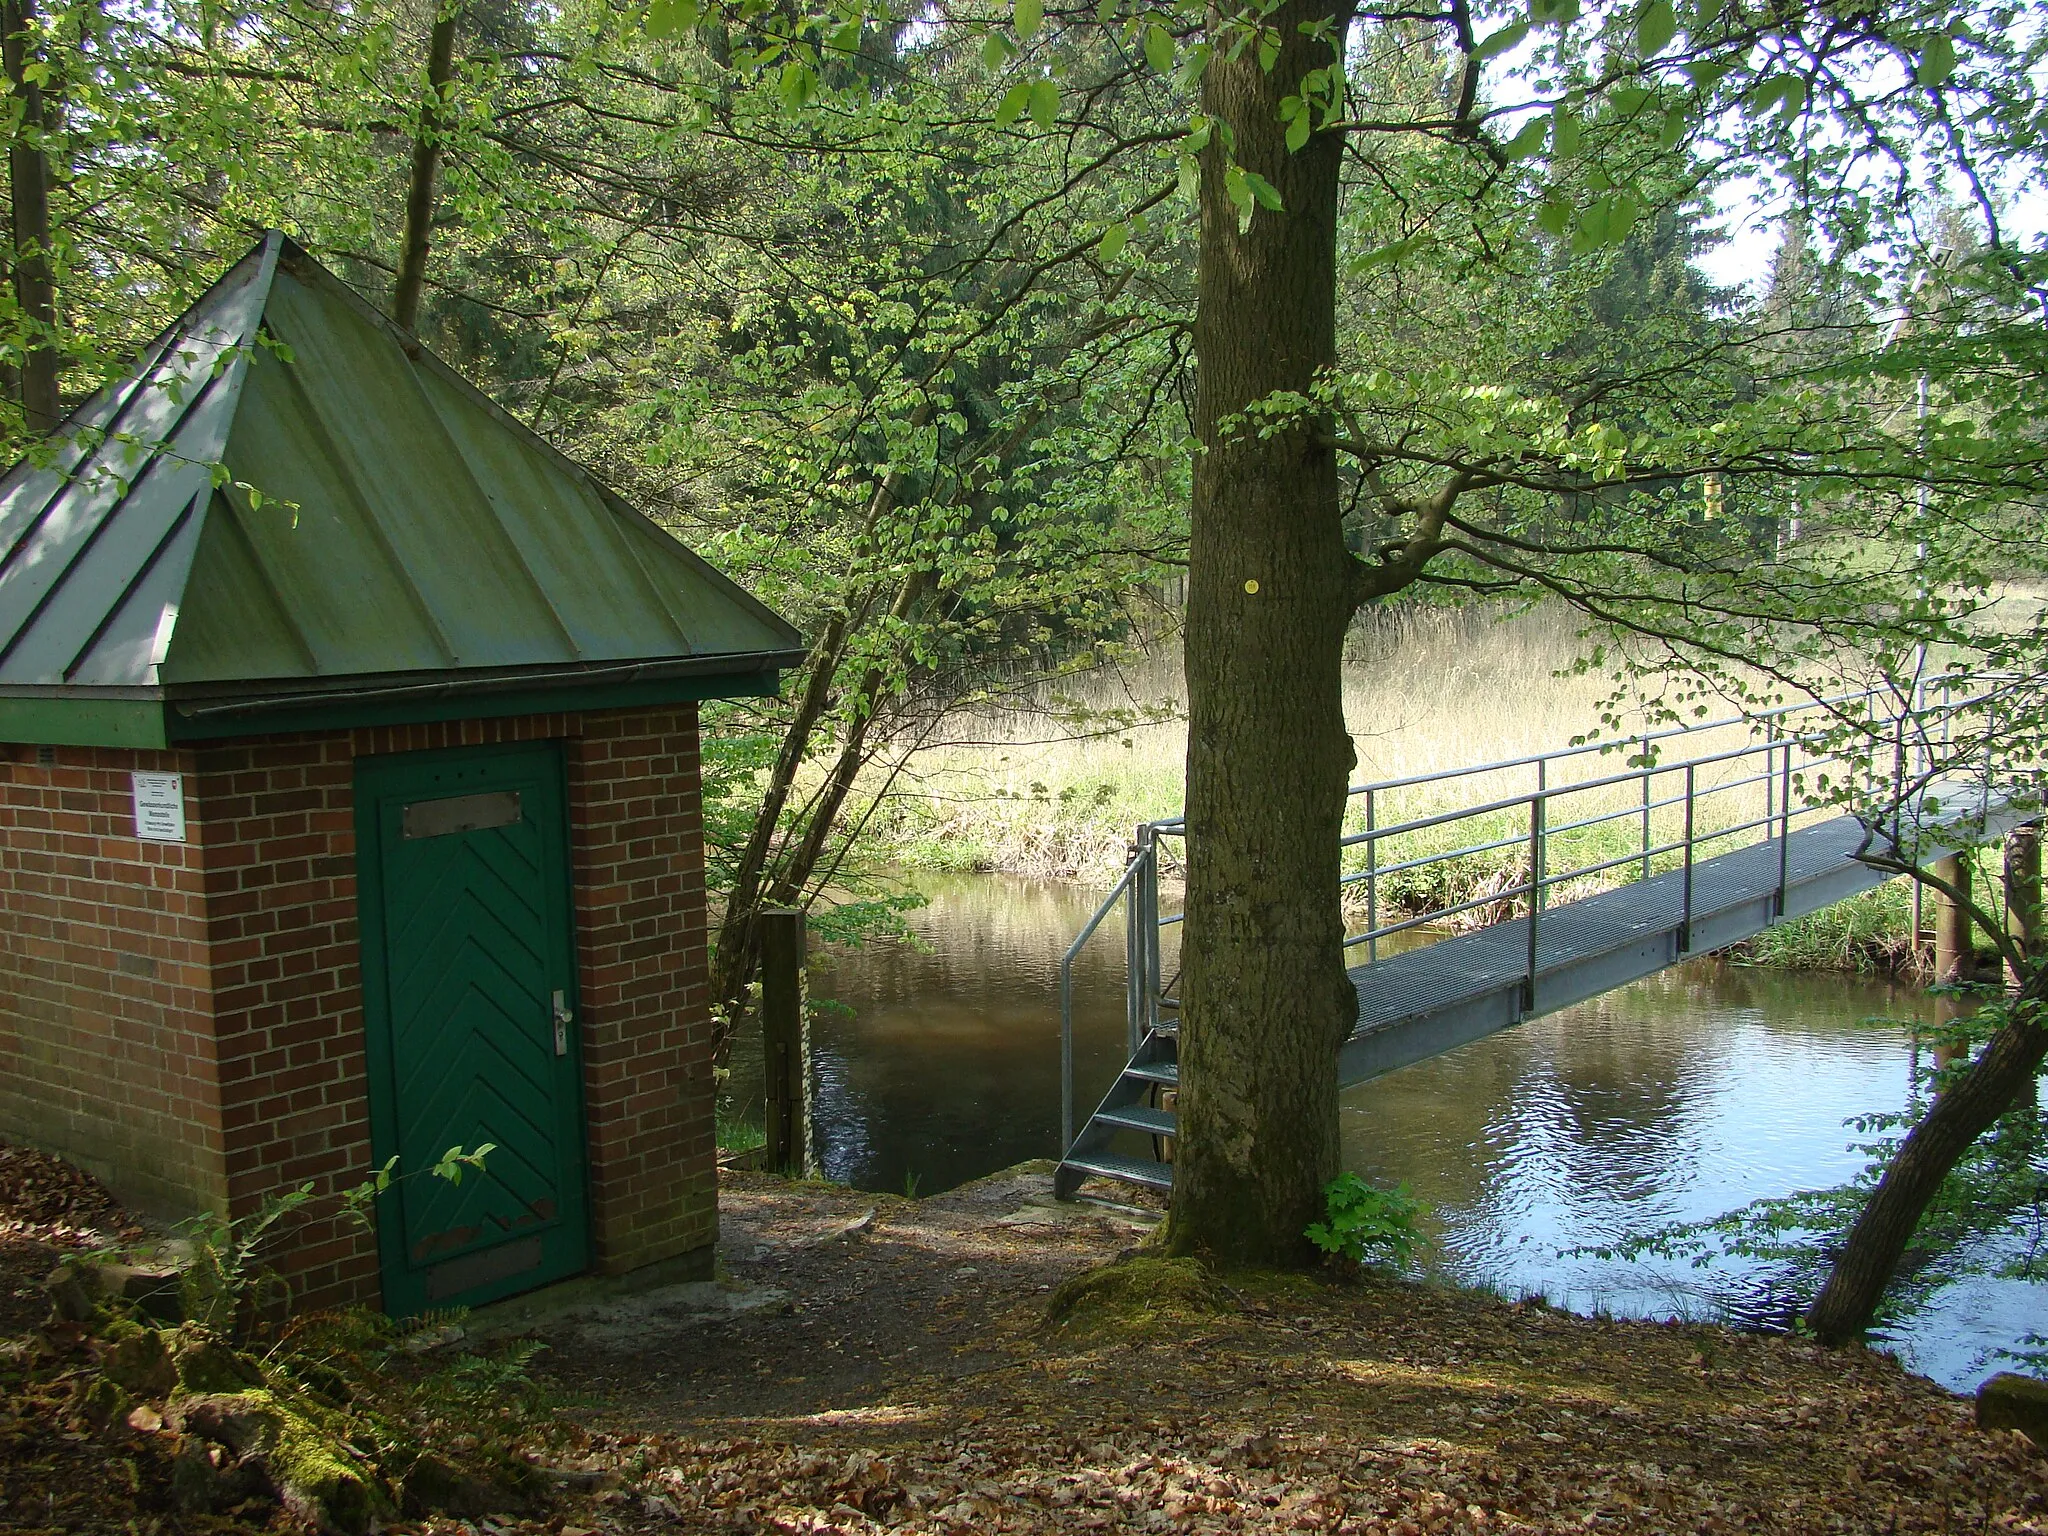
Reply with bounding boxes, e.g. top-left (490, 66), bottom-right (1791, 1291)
top-left (735, 873), bottom-right (2041, 1392)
